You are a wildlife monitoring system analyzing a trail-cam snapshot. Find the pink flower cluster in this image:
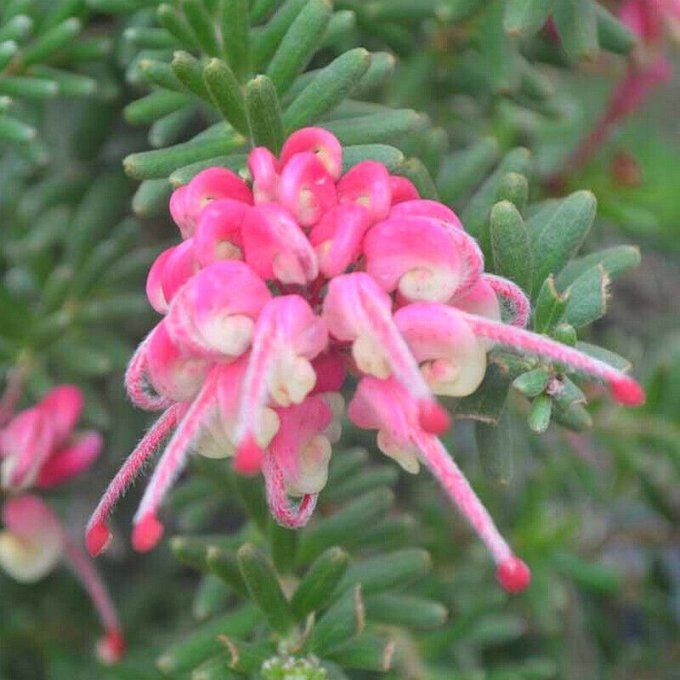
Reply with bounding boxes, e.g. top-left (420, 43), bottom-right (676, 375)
top-left (0, 386), bottom-right (123, 663)
top-left (87, 128), bottom-right (644, 594)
